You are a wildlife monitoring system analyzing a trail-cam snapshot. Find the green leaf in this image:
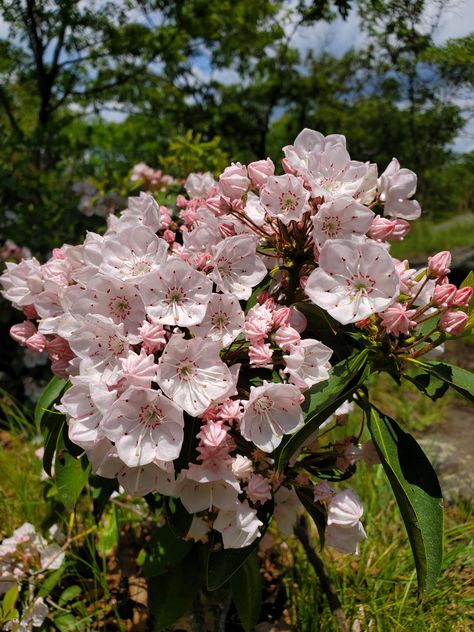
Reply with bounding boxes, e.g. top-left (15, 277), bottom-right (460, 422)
top-left (148, 549), bottom-right (200, 631)
top-left (403, 366), bottom-right (449, 401)
top-left (230, 552), bottom-right (262, 632)
top-left (38, 565), bottom-right (66, 598)
top-left (97, 507), bottom-right (119, 557)
top-left (207, 501), bottom-right (273, 591)
top-left (164, 497), bottom-right (193, 538)
top-left (367, 405), bottom-right (443, 598)
top-left (43, 414), bottom-right (65, 477)
top-left (58, 585), bottom-right (82, 606)
top-left (296, 487), bottom-right (327, 547)
top-left (35, 376), bottom-right (68, 429)
top-left (416, 360), bottom-right (474, 402)
top-left (1, 585), bottom-right (18, 617)
top-left (276, 350), bottom-right (369, 473)
top-left (55, 452), bottom-right (90, 511)
top-left (143, 524), bottom-right (193, 578)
